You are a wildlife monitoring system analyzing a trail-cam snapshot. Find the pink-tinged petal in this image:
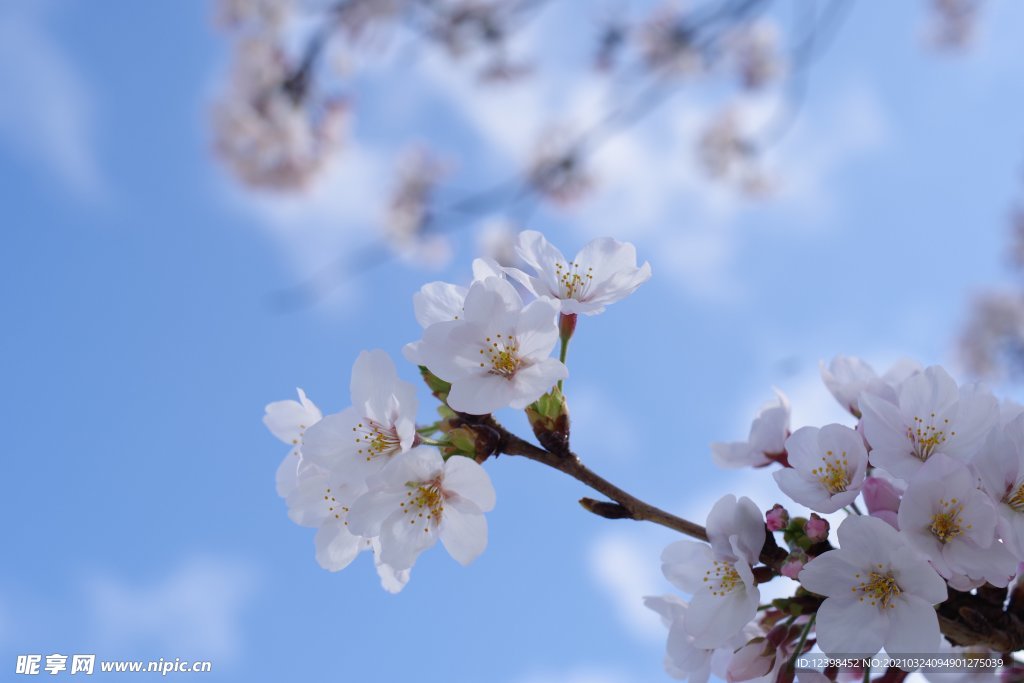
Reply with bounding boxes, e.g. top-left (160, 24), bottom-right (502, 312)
top-left (798, 551), bottom-right (858, 597)
top-left (860, 392), bottom-right (910, 455)
top-left (685, 582), bottom-right (758, 649)
top-left (999, 508), bottom-right (1024, 559)
top-left (346, 488), bottom-right (407, 537)
top-left (440, 503), bottom-right (488, 566)
top-left (314, 520), bottom-right (363, 571)
top-left (884, 595), bottom-right (941, 656)
top-left (413, 281), bottom-right (466, 328)
top-left (898, 366), bottom-right (959, 423)
top-left (814, 597), bottom-right (885, 656)
top-left (662, 540), bottom-right (714, 594)
top-left (443, 455), bottom-right (496, 511)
